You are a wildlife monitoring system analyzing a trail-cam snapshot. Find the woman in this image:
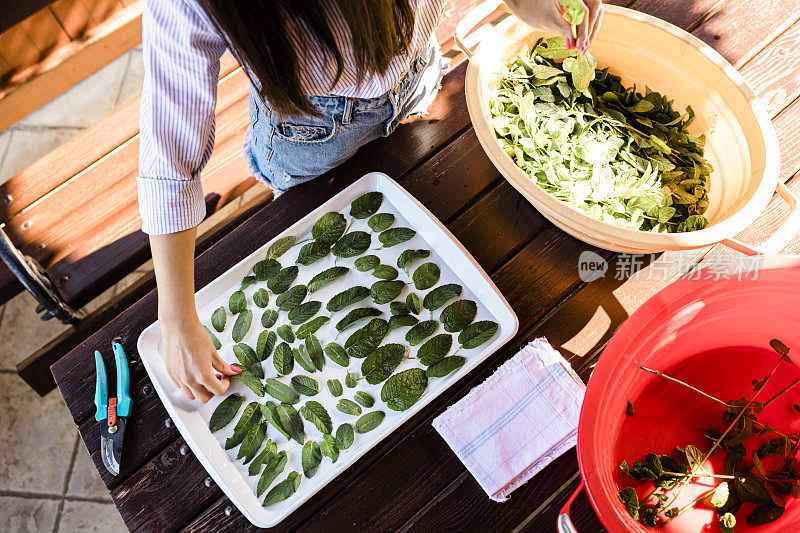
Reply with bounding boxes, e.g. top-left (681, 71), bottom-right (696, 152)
top-left (140, 0), bottom-right (604, 403)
